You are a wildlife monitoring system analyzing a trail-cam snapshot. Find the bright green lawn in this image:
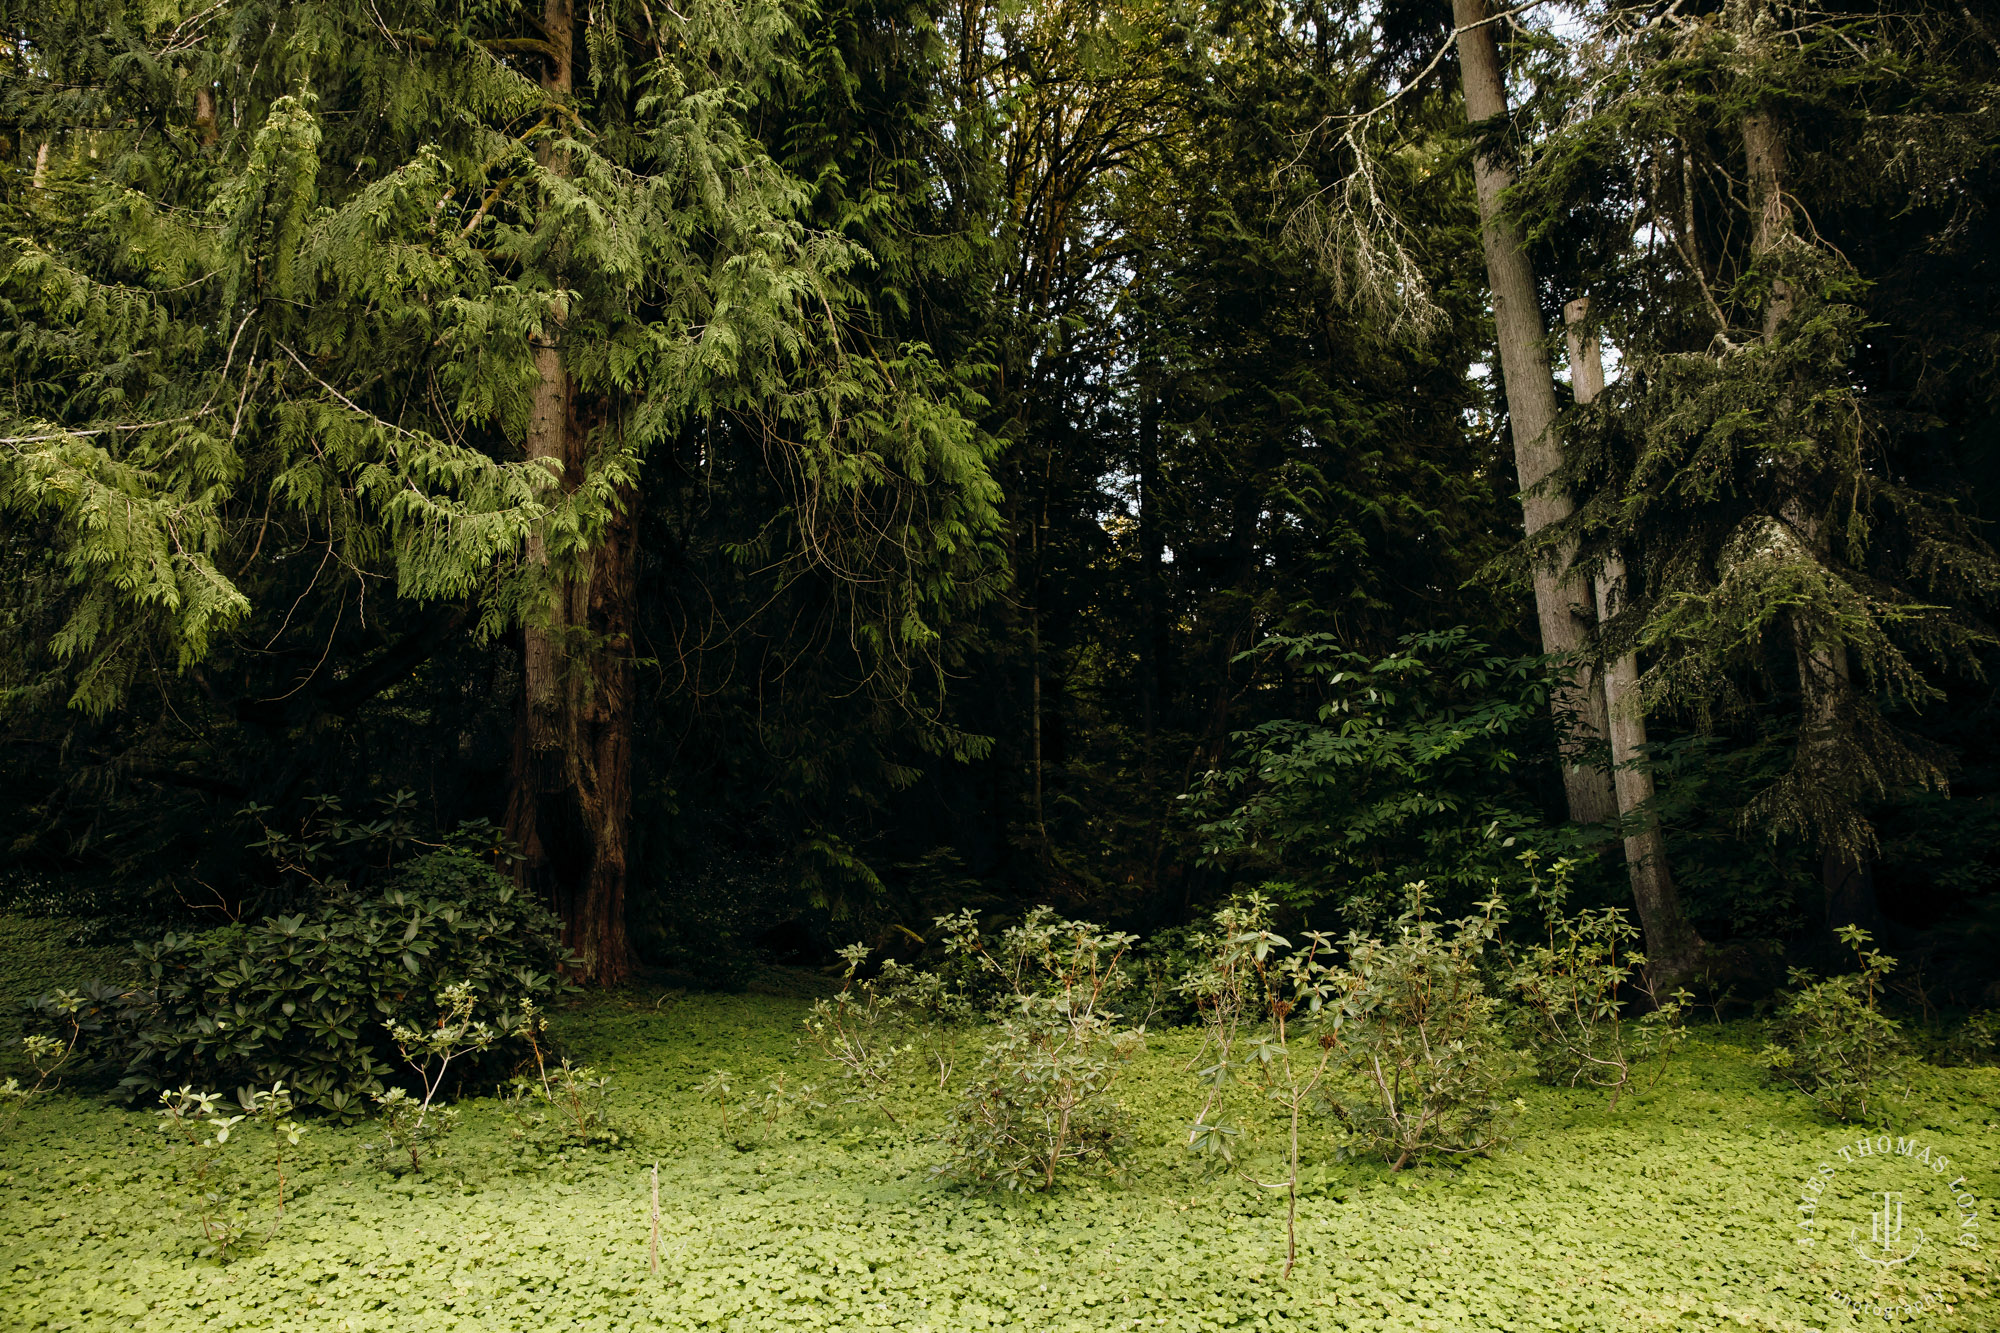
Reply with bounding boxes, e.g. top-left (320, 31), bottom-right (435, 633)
top-left (0, 915), bottom-right (1994, 1332)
